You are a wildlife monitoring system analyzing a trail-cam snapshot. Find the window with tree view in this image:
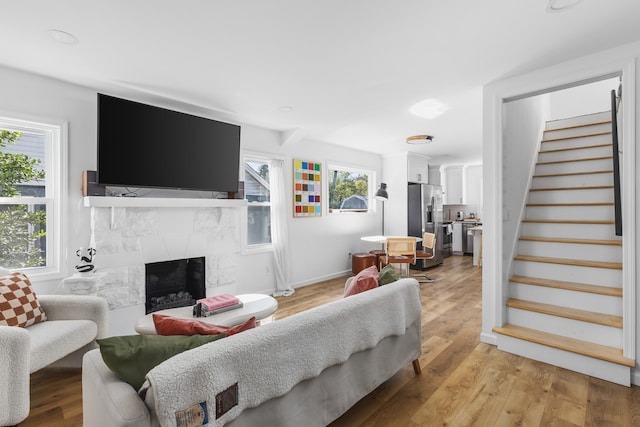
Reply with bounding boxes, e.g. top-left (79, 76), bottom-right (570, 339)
top-left (0, 118), bottom-right (62, 274)
top-left (244, 157), bottom-right (271, 246)
top-left (328, 165), bottom-right (372, 213)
